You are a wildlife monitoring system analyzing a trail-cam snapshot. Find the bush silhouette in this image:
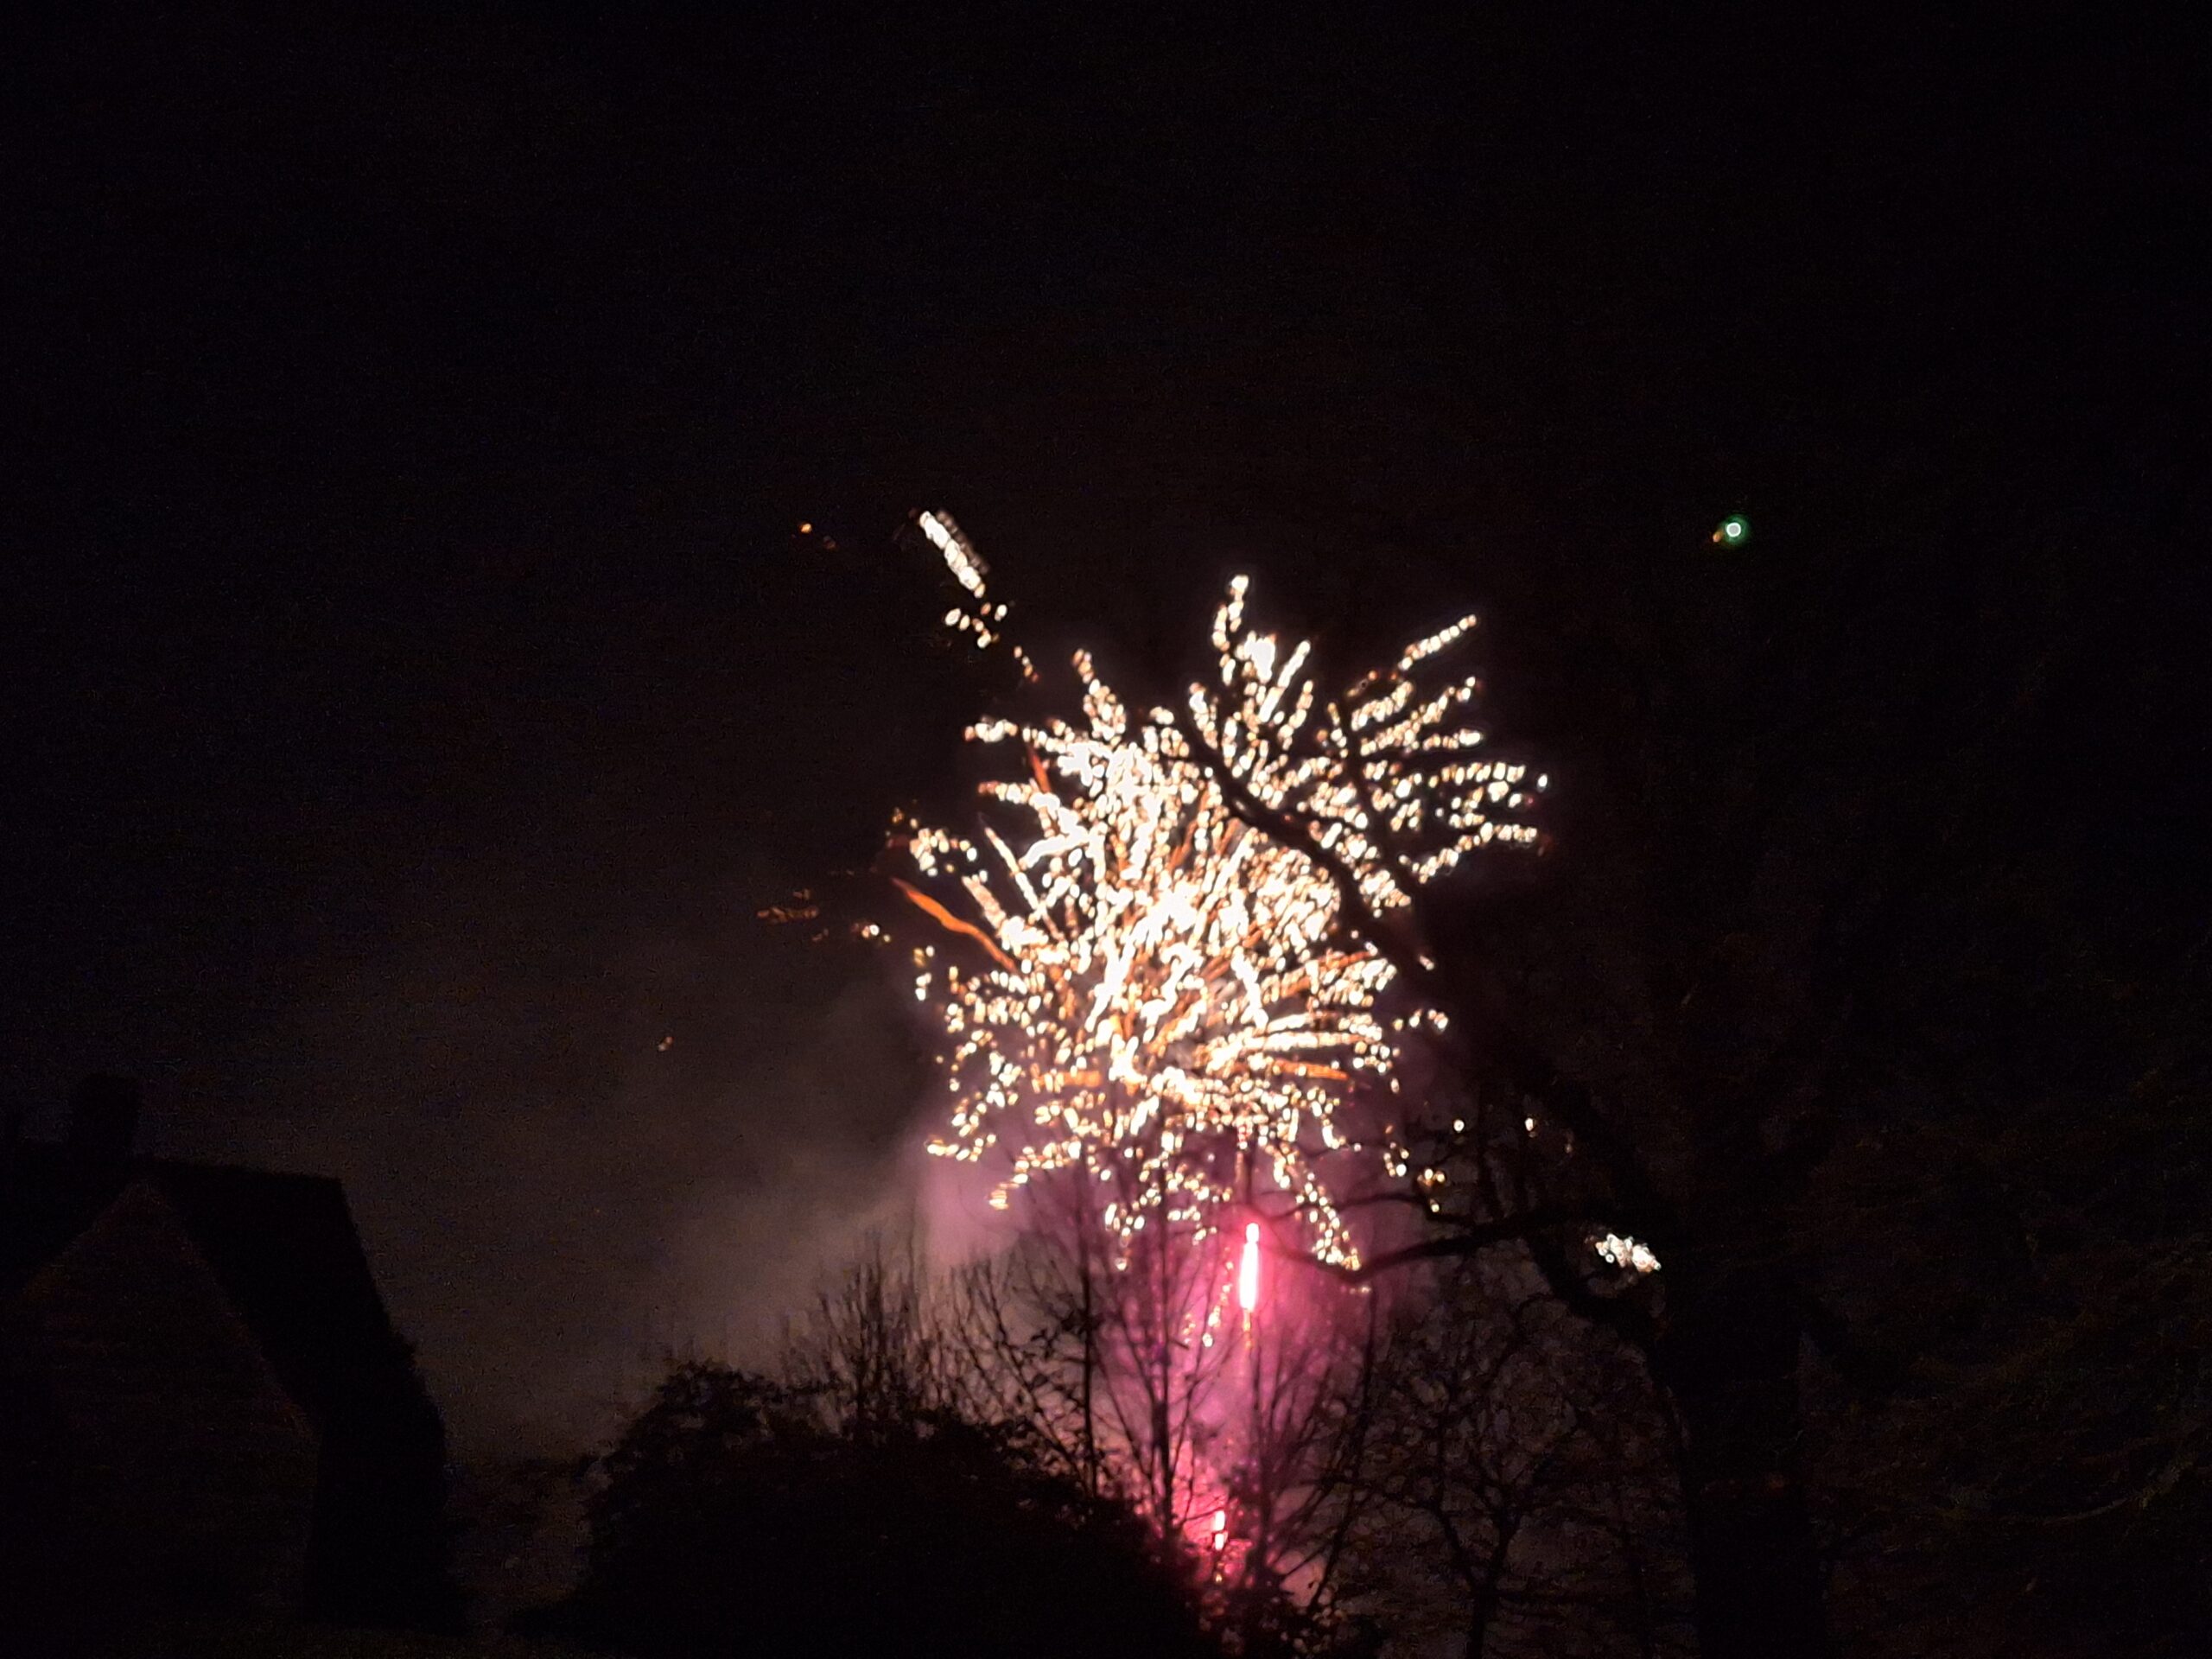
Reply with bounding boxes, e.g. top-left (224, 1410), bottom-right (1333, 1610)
top-left (538, 1363), bottom-right (1218, 1659)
